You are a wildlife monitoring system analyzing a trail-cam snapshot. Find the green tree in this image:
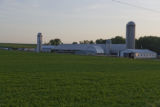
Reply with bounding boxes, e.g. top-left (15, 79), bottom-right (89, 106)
top-left (49, 39), bottom-right (62, 46)
top-left (96, 39), bottom-right (106, 44)
top-left (111, 36), bottom-right (125, 44)
top-left (95, 36), bottom-right (125, 44)
top-left (136, 36), bottom-right (160, 54)
top-left (79, 40), bottom-right (94, 44)
top-left (89, 40), bottom-right (94, 44)
top-left (72, 42), bottom-right (78, 44)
